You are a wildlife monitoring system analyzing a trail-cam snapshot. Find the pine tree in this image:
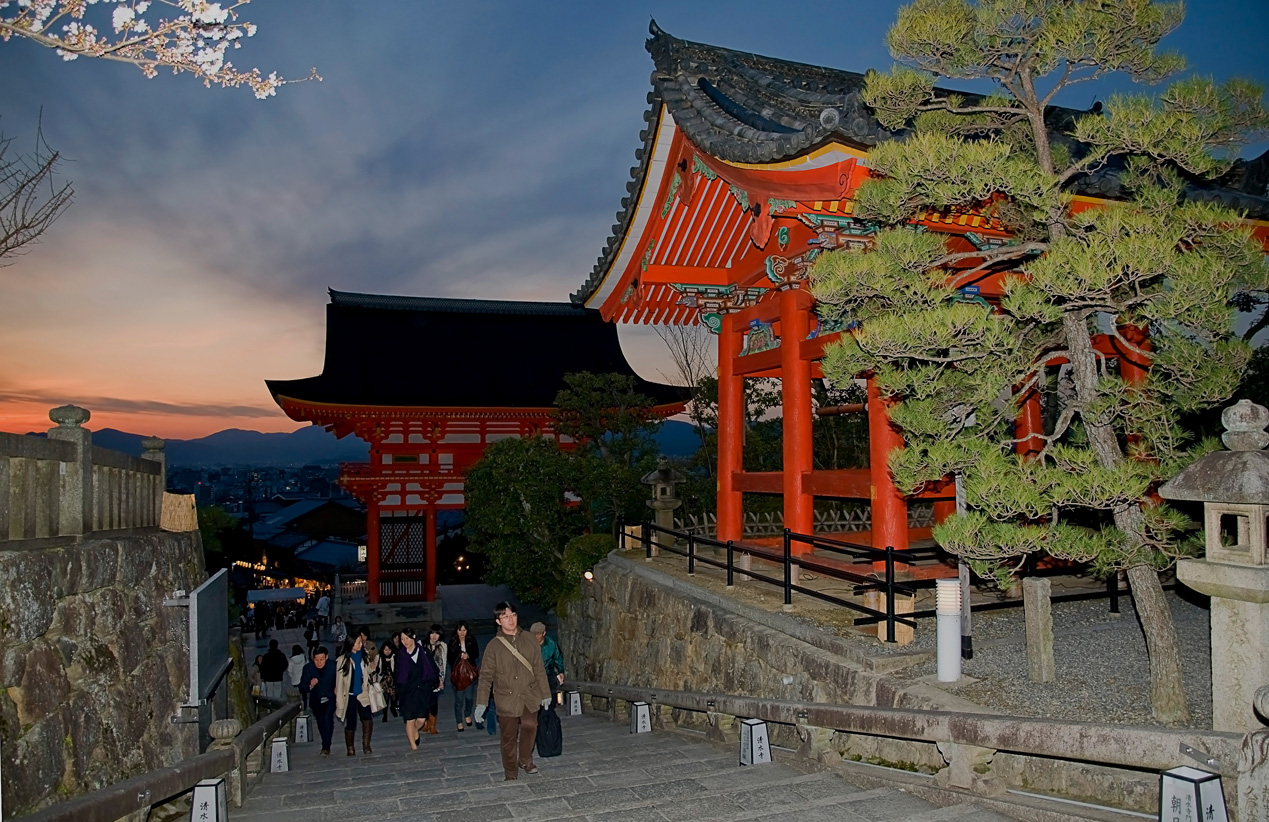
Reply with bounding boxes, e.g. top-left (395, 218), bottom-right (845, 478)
top-left (811, 0), bottom-right (1268, 722)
